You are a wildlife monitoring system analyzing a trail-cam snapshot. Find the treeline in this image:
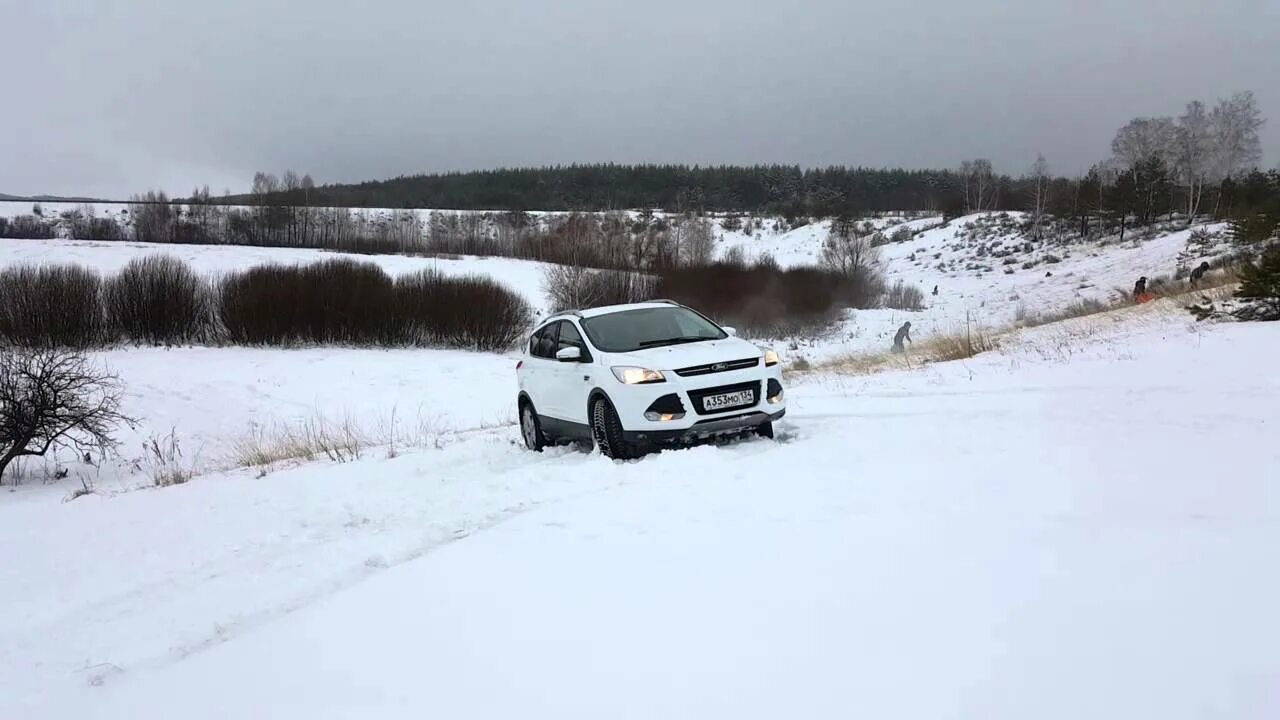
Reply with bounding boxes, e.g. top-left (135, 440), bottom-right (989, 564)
top-left (2, 197), bottom-right (728, 272)
top-left (223, 165), bottom-right (975, 215)
top-left (0, 257), bottom-right (531, 352)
